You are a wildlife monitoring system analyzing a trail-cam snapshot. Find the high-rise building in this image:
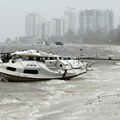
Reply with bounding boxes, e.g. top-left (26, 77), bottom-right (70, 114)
top-left (52, 18), bottom-right (66, 37)
top-left (64, 7), bottom-right (76, 33)
top-left (78, 10), bottom-right (113, 35)
top-left (60, 18), bottom-right (66, 36)
top-left (53, 18), bottom-right (61, 37)
top-left (26, 13), bottom-right (45, 39)
top-left (41, 20), bottom-right (53, 39)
